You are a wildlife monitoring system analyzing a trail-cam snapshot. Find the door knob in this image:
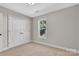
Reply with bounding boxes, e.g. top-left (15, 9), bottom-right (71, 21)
top-left (0, 34), bottom-right (2, 36)
top-left (20, 32), bottom-right (24, 34)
